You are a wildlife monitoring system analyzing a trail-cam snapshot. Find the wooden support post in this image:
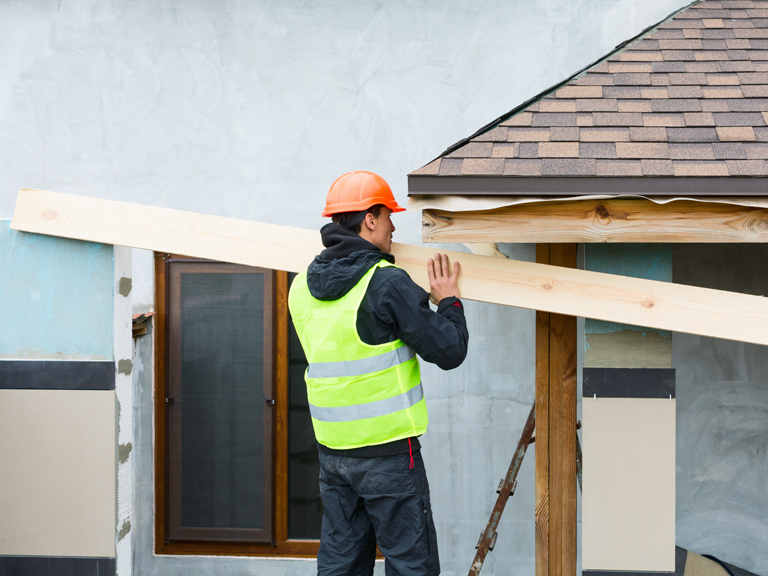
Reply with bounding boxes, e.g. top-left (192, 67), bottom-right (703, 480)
top-left (535, 245), bottom-right (550, 576)
top-left (582, 244), bottom-right (676, 574)
top-left (536, 244), bottom-right (577, 576)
